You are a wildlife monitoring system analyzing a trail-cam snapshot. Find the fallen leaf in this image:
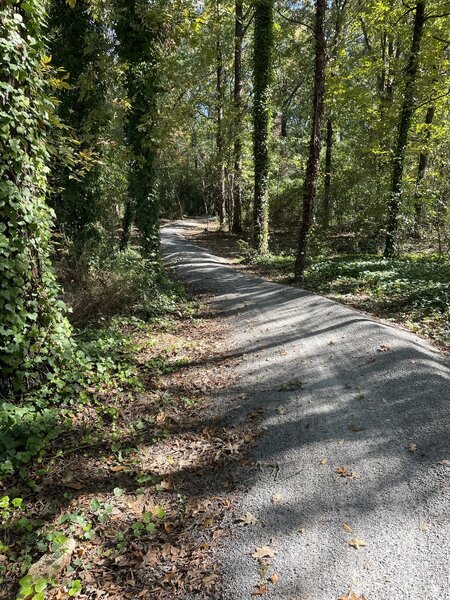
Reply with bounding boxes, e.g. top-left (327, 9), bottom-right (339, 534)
top-left (251, 585), bottom-right (267, 596)
top-left (347, 538), bottom-right (367, 549)
top-left (319, 458), bottom-right (329, 465)
top-left (269, 574), bottom-right (279, 584)
top-left (238, 512), bottom-right (258, 525)
top-left (336, 467), bottom-right (360, 479)
top-left (202, 574), bottom-right (218, 587)
top-left (297, 527), bottom-right (306, 534)
top-left (440, 459), bottom-right (450, 466)
top-left (271, 493), bottom-right (282, 505)
top-left (64, 481), bottom-right (83, 490)
top-left (252, 546), bottom-right (277, 559)
top-left (408, 443), bottom-right (417, 453)
top-left (339, 591), bottom-right (366, 600)
top-left (110, 465), bottom-right (126, 472)
top-left (343, 523), bottom-right (353, 533)
top-left (377, 344), bottom-right (390, 352)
